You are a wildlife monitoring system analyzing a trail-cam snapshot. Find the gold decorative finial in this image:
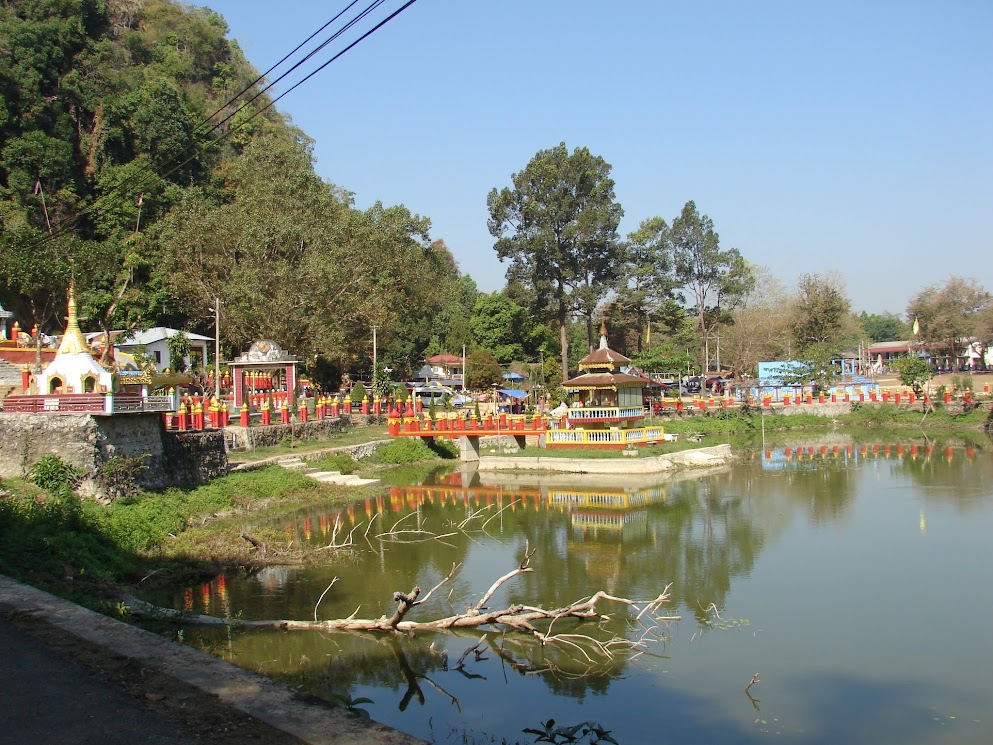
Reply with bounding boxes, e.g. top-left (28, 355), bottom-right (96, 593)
top-left (57, 283), bottom-right (91, 356)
